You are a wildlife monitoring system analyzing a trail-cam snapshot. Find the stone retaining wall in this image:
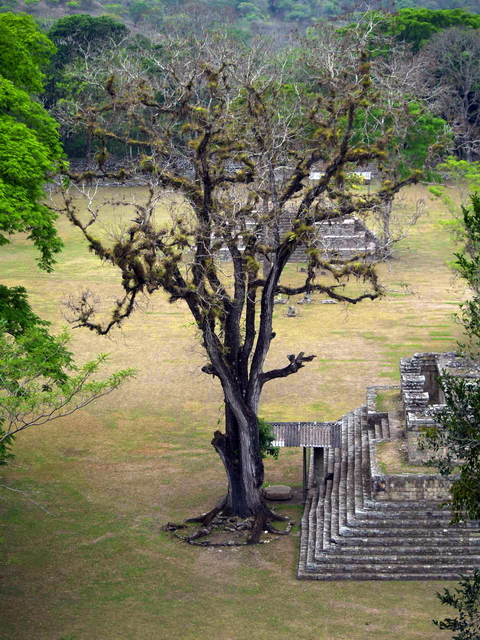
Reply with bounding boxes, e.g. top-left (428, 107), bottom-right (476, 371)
top-left (372, 473), bottom-right (452, 501)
